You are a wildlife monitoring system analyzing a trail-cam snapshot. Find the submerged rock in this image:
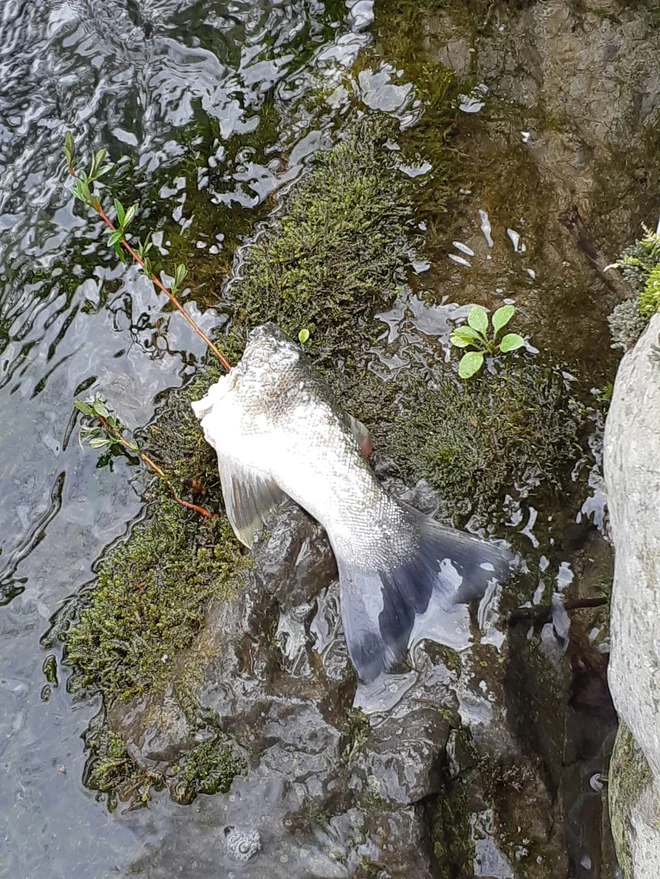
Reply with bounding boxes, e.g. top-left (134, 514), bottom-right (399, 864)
top-left (108, 499), bottom-right (583, 878)
top-left (605, 313), bottom-right (660, 878)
